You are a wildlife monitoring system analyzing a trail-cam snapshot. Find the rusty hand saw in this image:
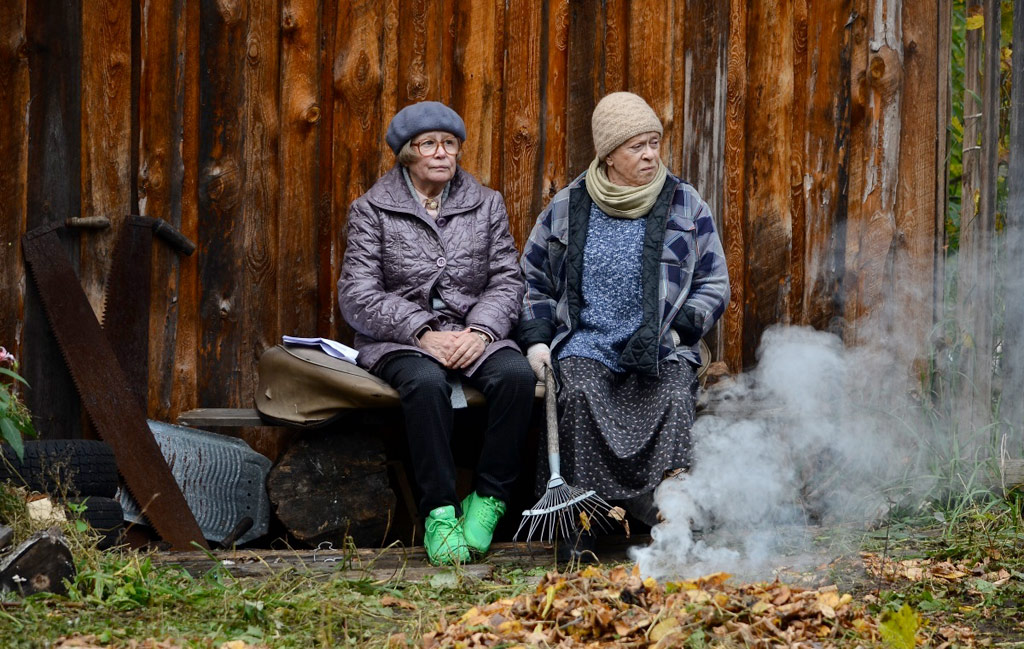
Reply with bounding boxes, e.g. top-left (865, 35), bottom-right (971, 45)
top-left (22, 222), bottom-right (208, 551)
